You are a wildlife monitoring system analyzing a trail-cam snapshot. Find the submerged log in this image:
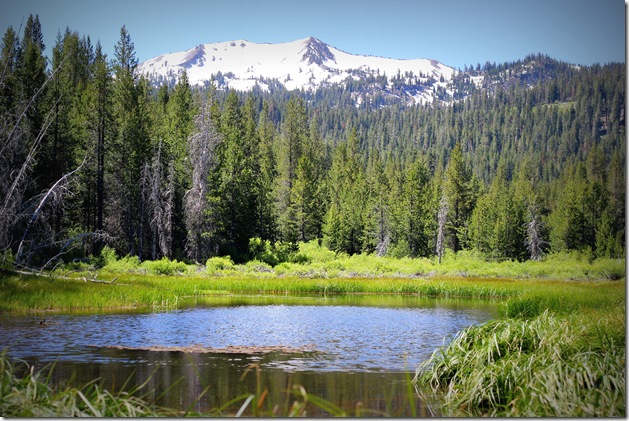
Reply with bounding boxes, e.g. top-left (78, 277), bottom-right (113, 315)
top-left (104, 344), bottom-right (318, 355)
